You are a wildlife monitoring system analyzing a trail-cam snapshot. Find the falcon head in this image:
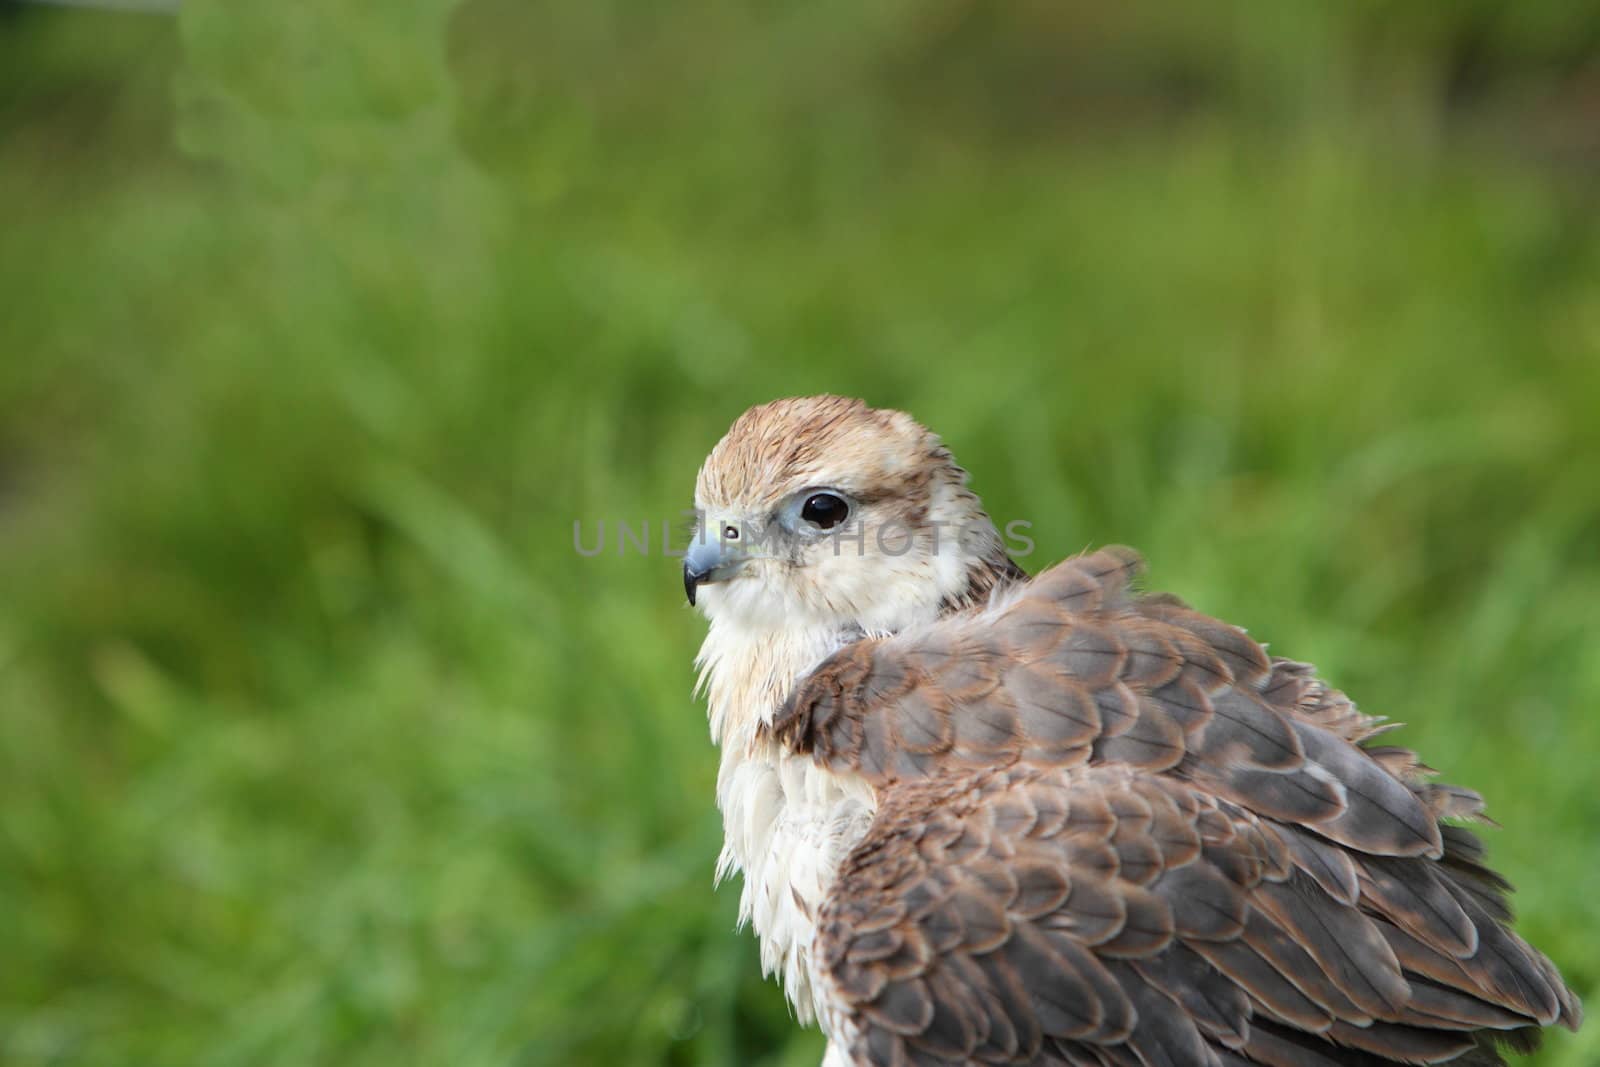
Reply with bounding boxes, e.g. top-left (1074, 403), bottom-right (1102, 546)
top-left (686, 396), bottom-right (1016, 634)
